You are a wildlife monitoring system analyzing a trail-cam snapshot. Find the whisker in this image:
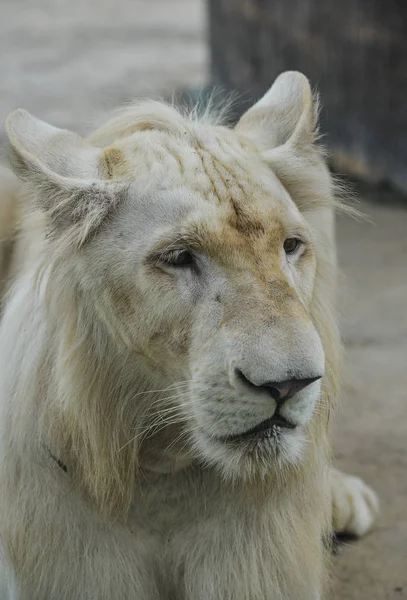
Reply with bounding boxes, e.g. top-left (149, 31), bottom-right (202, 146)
top-left (130, 381), bottom-right (191, 400)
